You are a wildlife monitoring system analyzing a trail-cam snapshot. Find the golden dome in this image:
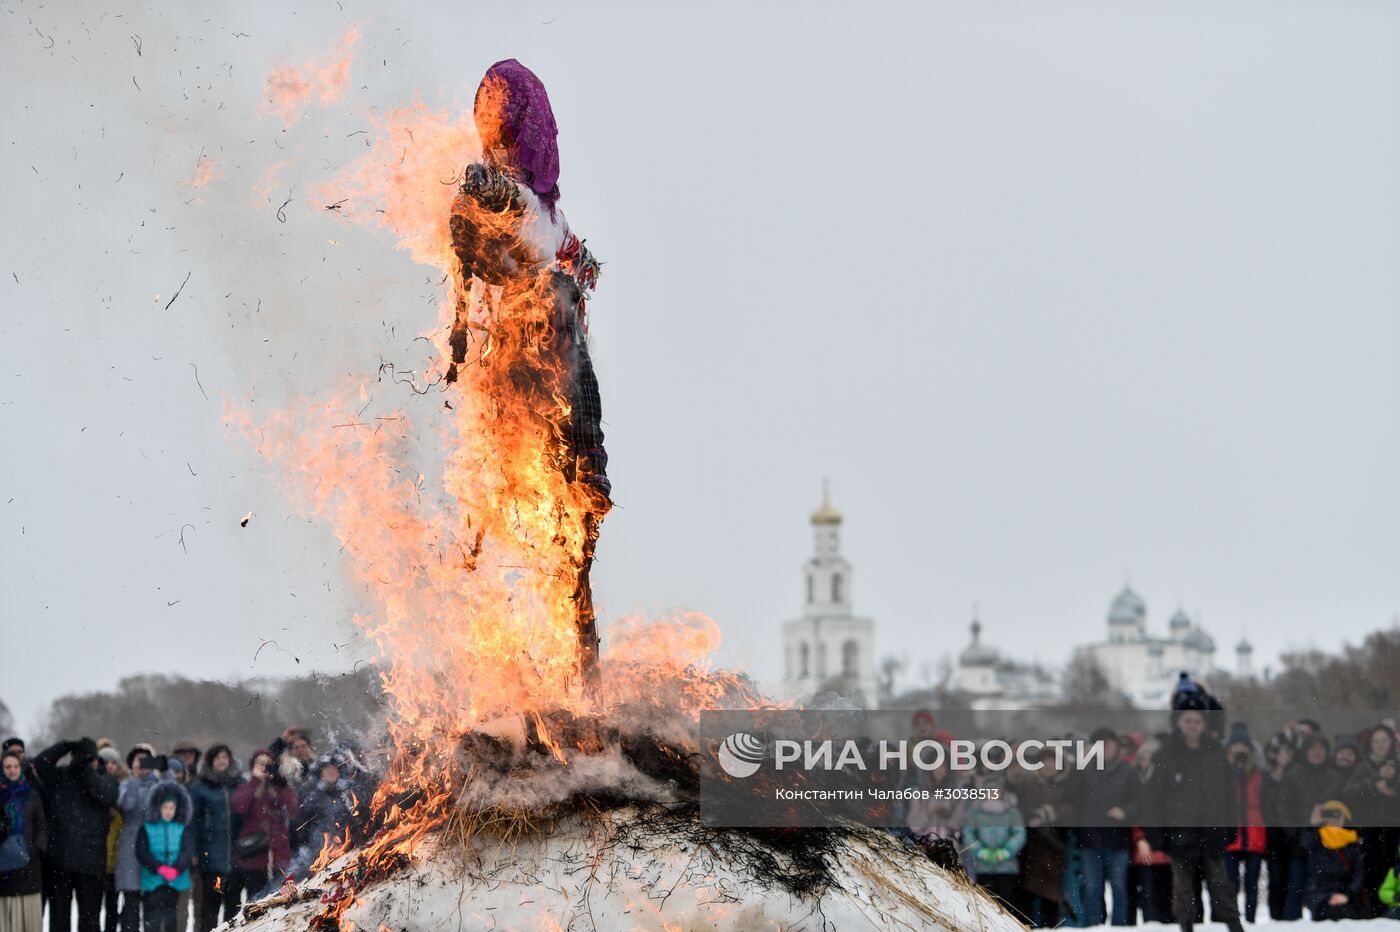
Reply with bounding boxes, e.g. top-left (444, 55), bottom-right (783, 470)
top-left (811, 480), bottom-right (843, 525)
